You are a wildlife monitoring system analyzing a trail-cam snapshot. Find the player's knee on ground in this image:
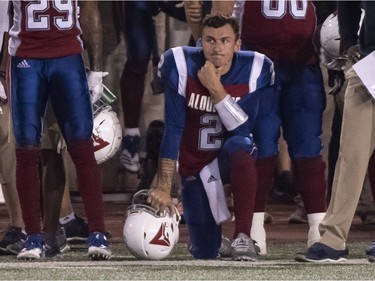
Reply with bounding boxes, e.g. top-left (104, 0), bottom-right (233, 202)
top-left (187, 222), bottom-right (221, 259)
top-left (181, 177), bottom-right (221, 259)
